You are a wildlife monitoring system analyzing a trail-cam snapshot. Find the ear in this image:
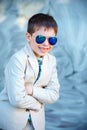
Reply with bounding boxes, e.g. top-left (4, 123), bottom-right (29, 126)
top-left (26, 32), bottom-right (31, 42)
